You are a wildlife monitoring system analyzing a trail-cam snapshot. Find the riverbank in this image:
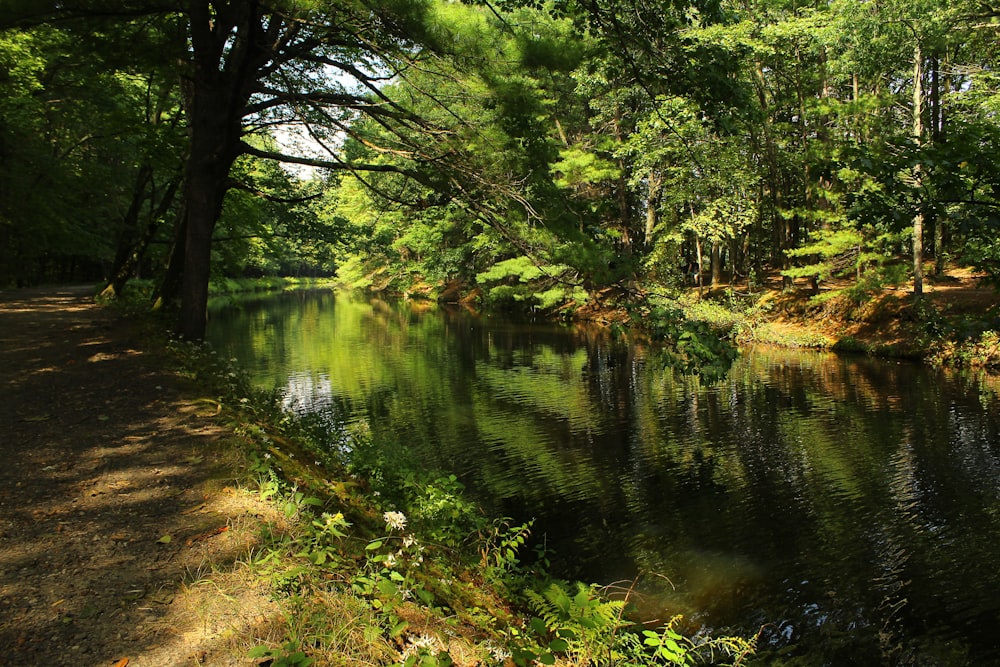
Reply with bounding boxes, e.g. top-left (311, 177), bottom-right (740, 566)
top-left (612, 267), bottom-right (1000, 369)
top-left (746, 268), bottom-right (999, 366)
top-left (0, 287), bottom-right (756, 666)
top-left (0, 286), bottom-right (523, 666)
